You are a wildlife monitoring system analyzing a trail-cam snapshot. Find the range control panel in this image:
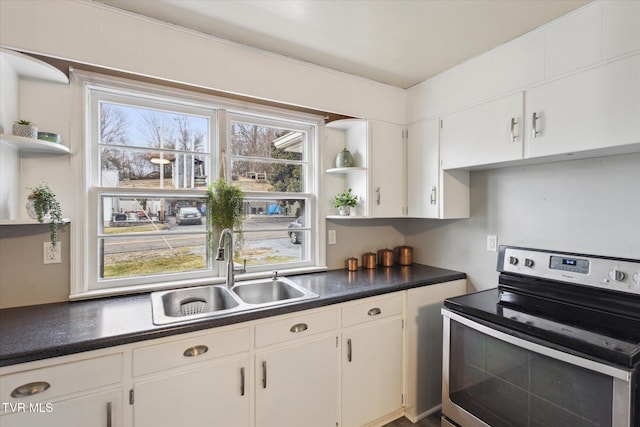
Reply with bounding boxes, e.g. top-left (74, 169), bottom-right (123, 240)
top-left (498, 246), bottom-right (640, 295)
